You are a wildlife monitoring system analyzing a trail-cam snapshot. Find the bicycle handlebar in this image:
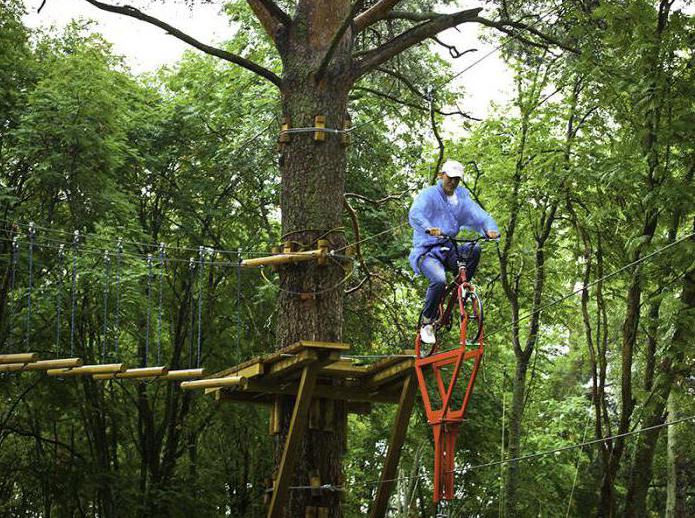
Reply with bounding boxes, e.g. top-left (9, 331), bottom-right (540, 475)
top-left (425, 231), bottom-right (500, 244)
